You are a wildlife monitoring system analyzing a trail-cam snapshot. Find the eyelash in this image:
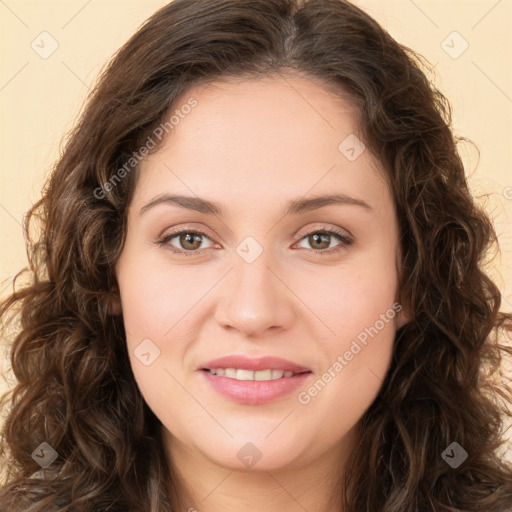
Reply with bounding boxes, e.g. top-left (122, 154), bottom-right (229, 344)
top-left (155, 225), bottom-right (354, 257)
